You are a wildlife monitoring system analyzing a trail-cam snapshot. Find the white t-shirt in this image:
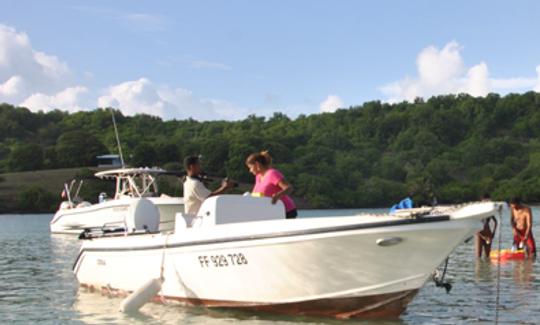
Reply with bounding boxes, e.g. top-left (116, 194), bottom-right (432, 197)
top-left (183, 176), bottom-right (211, 215)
